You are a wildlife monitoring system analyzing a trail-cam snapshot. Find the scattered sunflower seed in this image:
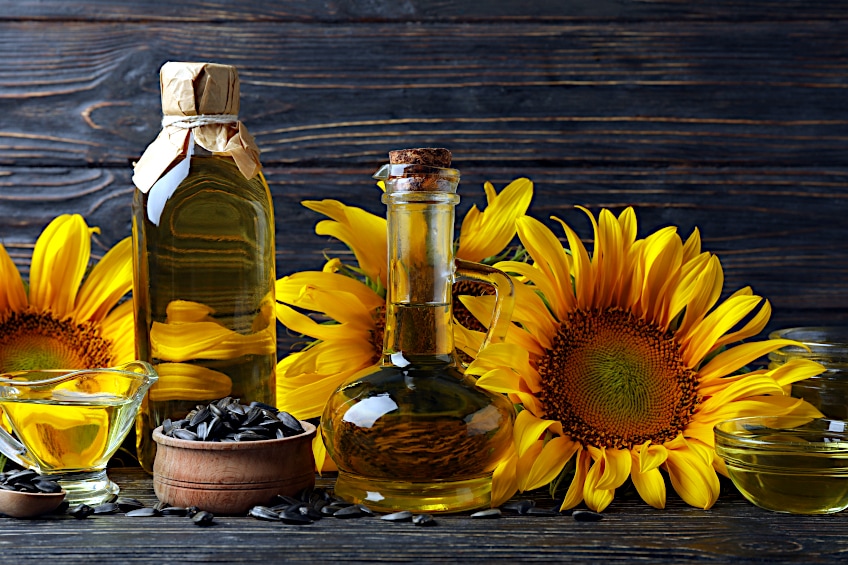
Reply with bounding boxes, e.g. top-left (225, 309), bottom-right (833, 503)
top-left (92, 502), bottom-right (120, 515)
top-left (412, 514), bottom-right (436, 527)
top-left (248, 506), bottom-right (281, 521)
top-left (572, 510), bottom-right (604, 522)
top-left (115, 497), bottom-right (145, 512)
top-left (192, 510), bottom-right (215, 526)
top-left (69, 503), bottom-right (94, 519)
top-left (126, 507), bottom-right (160, 517)
top-left (381, 510), bottom-right (413, 522)
top-left (333, 505), bottom-right (366, 519)
top-left (470, 508), bottom-right (502, 519)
